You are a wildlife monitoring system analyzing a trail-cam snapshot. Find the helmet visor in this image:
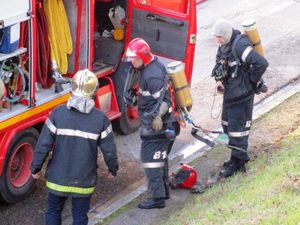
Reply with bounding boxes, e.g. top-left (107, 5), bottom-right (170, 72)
top-left (122, 48), bottom-right (137, 62)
